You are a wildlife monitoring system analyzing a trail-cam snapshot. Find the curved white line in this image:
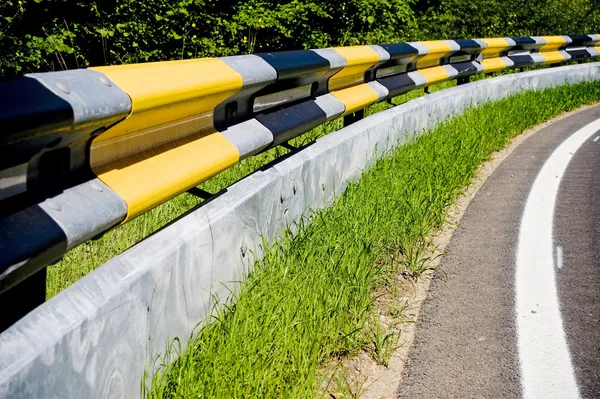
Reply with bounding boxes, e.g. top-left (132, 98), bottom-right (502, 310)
top-left (516, 117), bottom-right (600, 399)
